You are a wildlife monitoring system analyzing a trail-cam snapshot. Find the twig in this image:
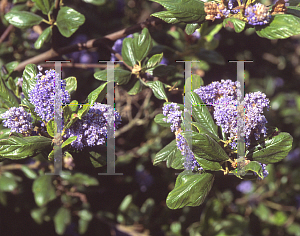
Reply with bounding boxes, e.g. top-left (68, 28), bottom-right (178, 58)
top-left (38, 63), bottom-right (107, 69)
top-left (15, 16), bottom-right (164, 72)
top-left (0, 25), bottom-right (14, 44)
